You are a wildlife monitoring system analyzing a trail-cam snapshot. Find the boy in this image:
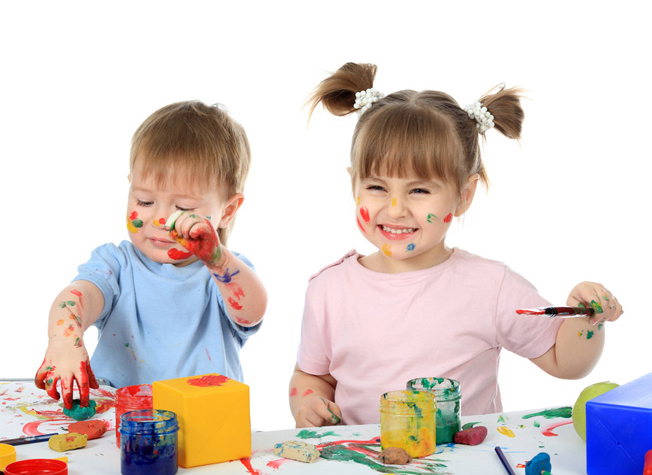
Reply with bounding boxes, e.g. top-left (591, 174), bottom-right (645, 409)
top-left (35, 101), bottom-right (267, 409)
